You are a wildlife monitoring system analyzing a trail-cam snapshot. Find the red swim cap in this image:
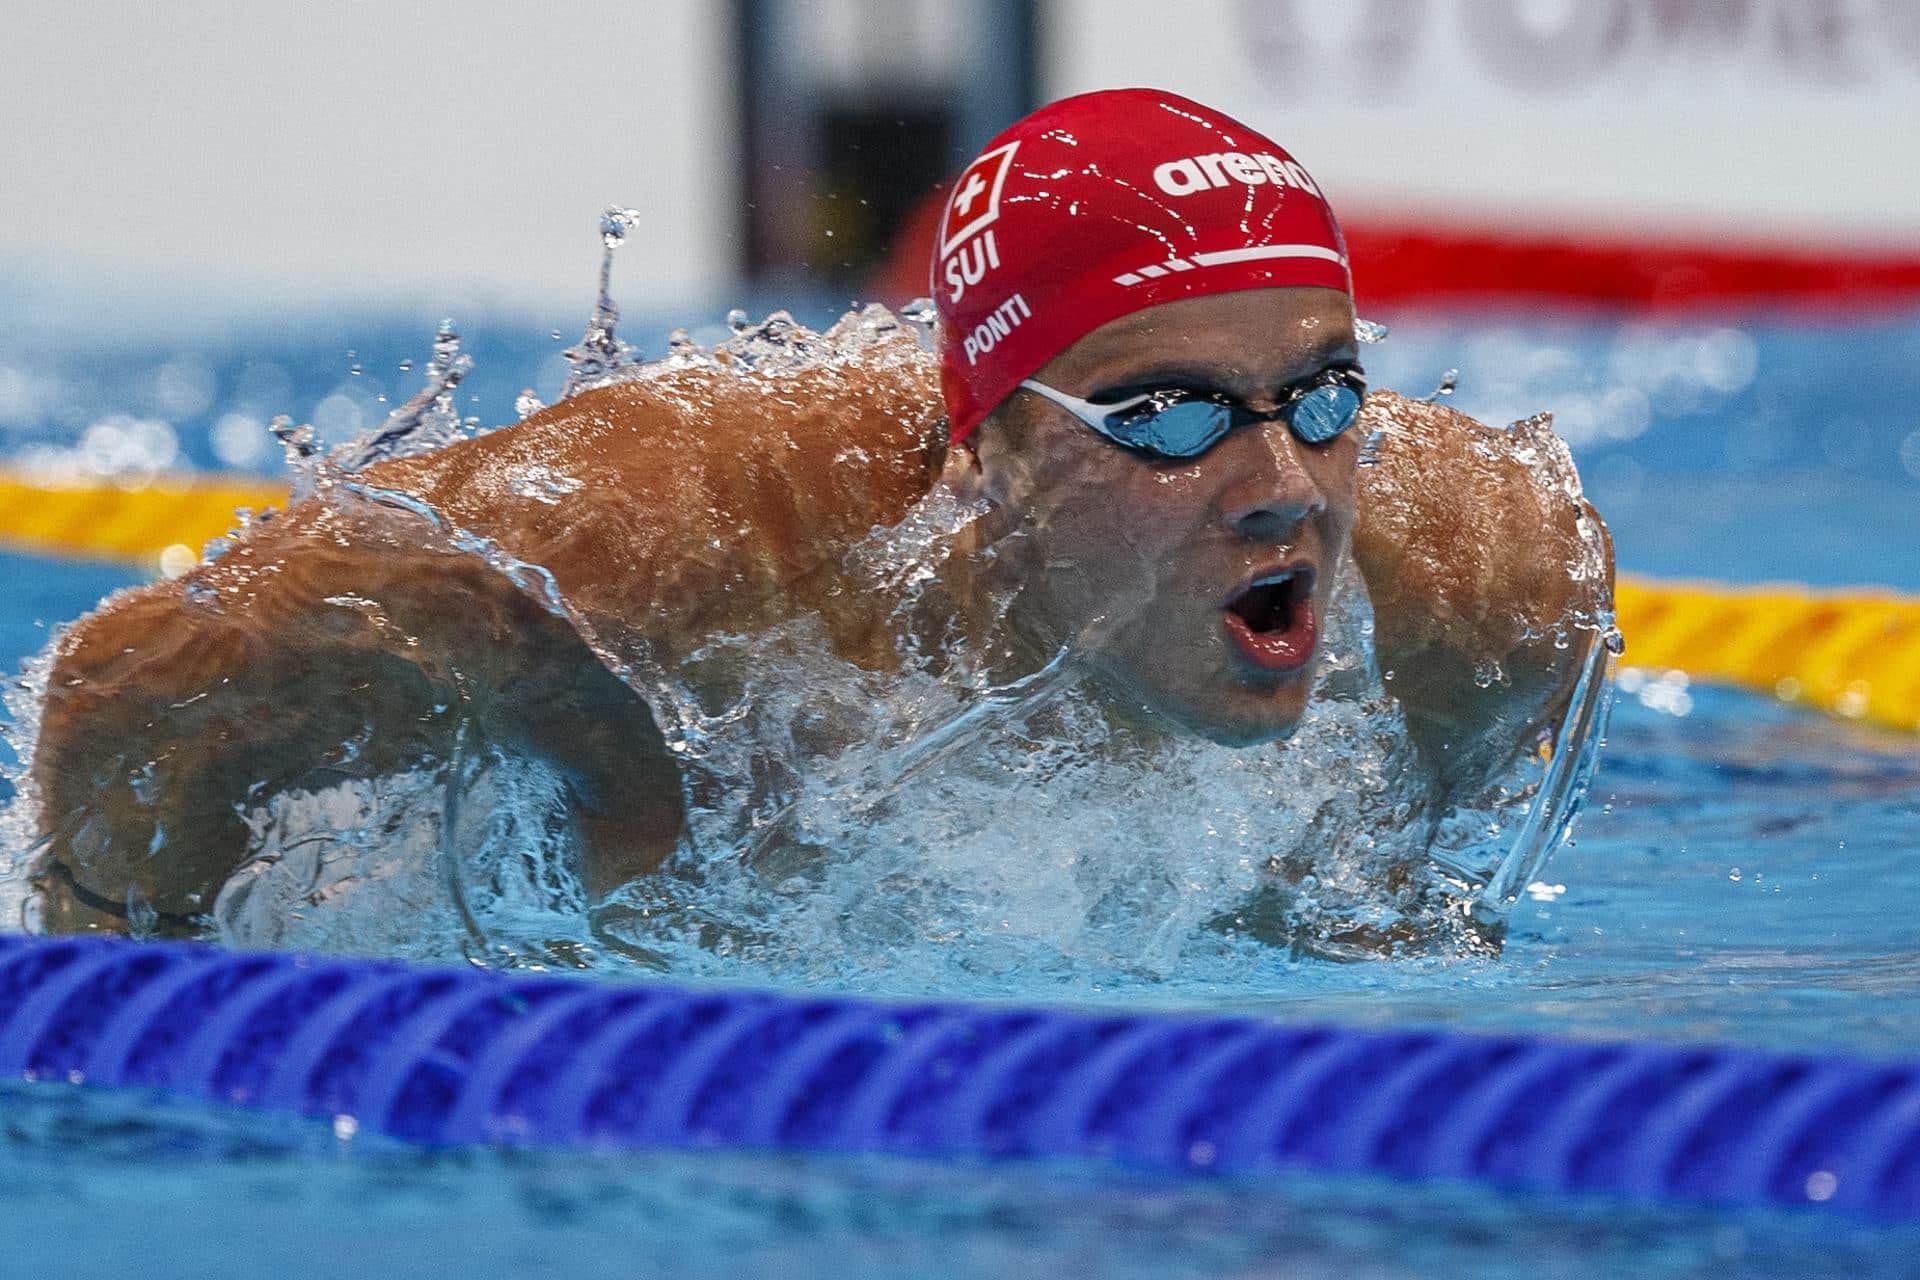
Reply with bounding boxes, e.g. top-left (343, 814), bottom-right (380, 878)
top-left (933, 88), bottom-right (1350, 446)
